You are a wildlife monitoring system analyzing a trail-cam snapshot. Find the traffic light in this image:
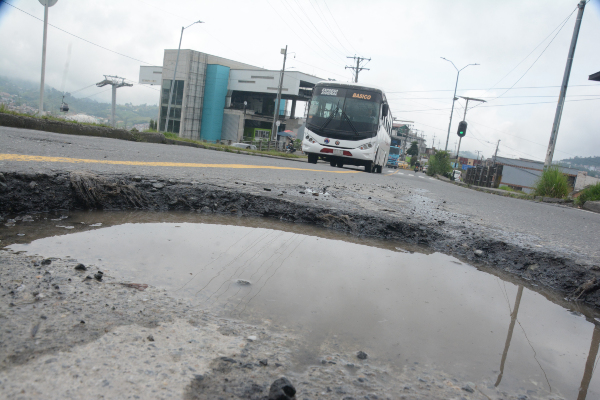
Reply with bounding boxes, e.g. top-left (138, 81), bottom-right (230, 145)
top-left (457, 121), bottom-right (467, 137)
